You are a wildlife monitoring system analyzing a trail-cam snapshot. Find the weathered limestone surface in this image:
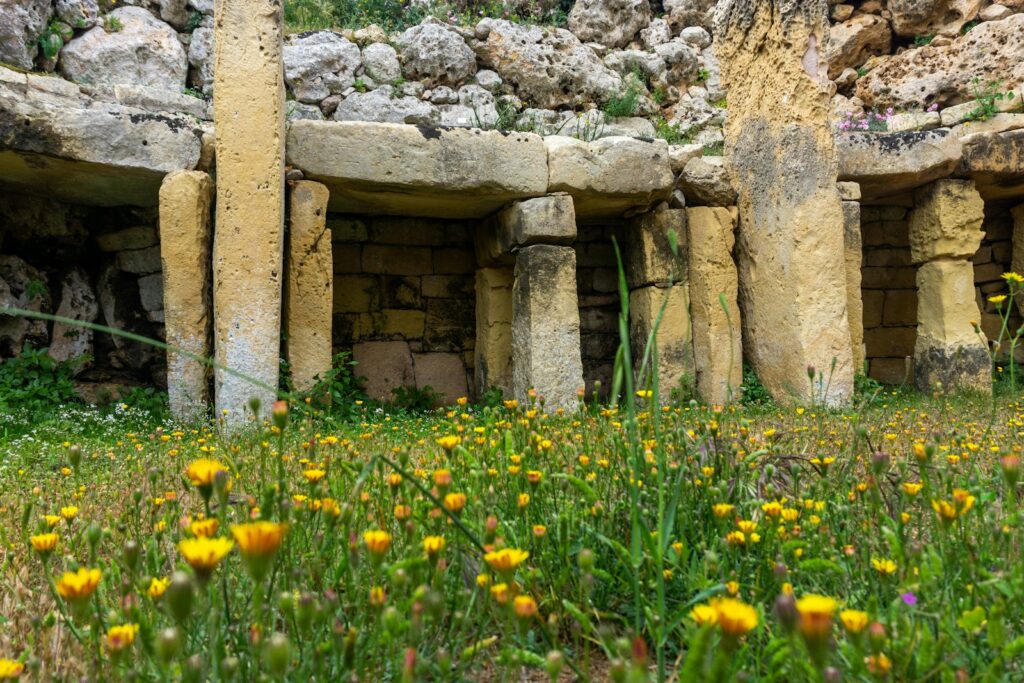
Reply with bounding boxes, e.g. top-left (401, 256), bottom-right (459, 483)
top-left (353, 341), bottom-right (414, 401)
top-left (1012, 204), bottom-right (1024, 318)
top-left (909, 180), bottom-right (990, 394)
top-left (49, 267), bottom-right (98, 369)
top-left (159, 170), bottom-right (214, 421)
top-left (475, 267), bottom-right (514, 398)
top-left (837, 130), bottom-right (963, 201)
top-left (957, 130), bottom-right (1024, 202)
top-left (285, 181), bottom-right (332, 393)
top-left (686, 207), bottom-right (742, 405)
top-left (212, 0), bottom-right (285, 427)
top-left (512, 245), bottom-right (584, 411)
top-left (286, 121), bottom-right (548, 218)
top-left (629, 284), bottom-right (693, 402)
top-left (625, 208), bottom-right (687, 289)
top-left (717, 0), bottom-right (854, 405)
top-left (477, 194), bottom-right (577, 265)
top-left (843, 200), bottom-right (865, 372)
